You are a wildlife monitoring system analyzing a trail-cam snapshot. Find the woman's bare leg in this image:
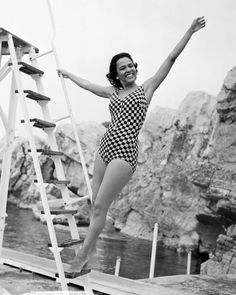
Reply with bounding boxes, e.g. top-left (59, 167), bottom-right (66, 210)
top-left (91, 153), bottom-right (107, 205)
top-left (69, 158), bottom-right (133, 272)
top-left (86, 153), bottom-right (107, 259)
